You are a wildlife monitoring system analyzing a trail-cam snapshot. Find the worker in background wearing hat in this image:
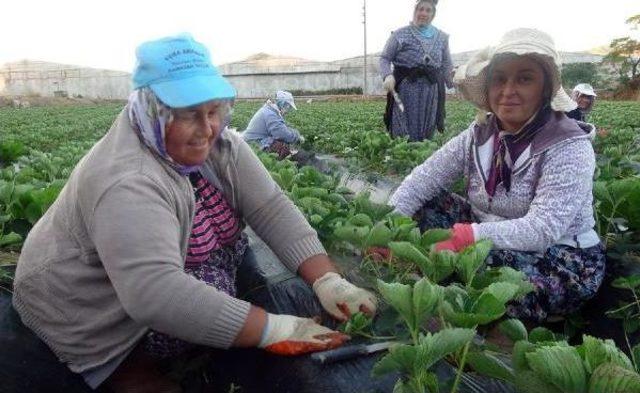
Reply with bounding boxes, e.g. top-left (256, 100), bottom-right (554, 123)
top-left (379, 0), bottom-right (453, 141)
top-left (566, 83), bottom-right (597, 122)
top-left (242, 90), bottom-right (305, 160)
top-left (390, 28), bottom-right (604, 322)
top-left (12, 34), bottom-right (376, 392)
